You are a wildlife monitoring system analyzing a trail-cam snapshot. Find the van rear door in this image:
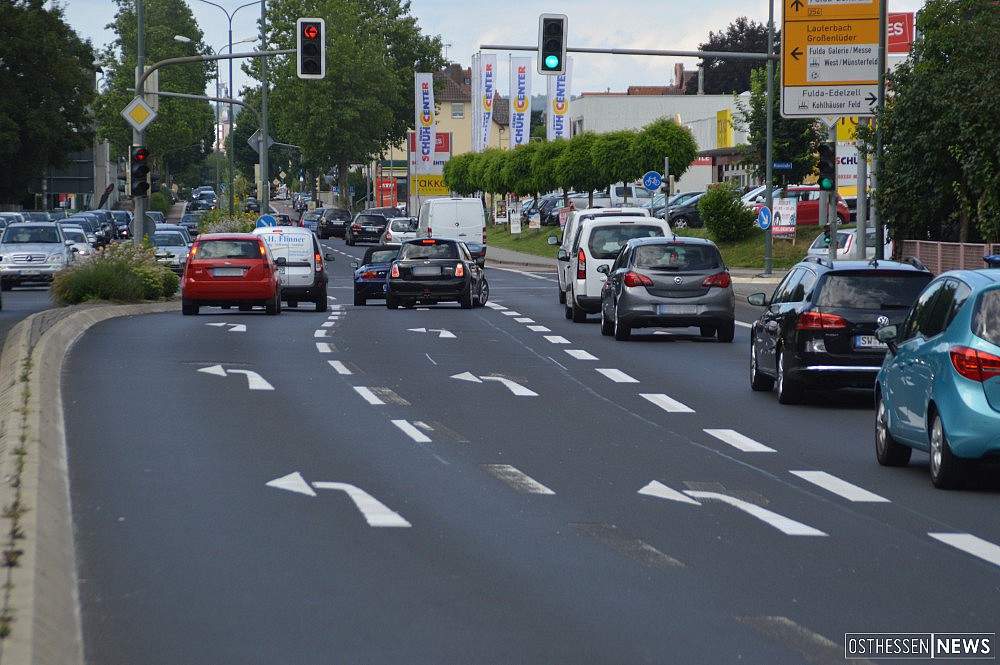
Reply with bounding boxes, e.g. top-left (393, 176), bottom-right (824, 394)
top-left (258, 229), bottom-right (314, 287)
